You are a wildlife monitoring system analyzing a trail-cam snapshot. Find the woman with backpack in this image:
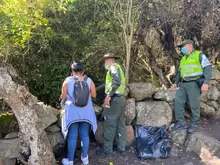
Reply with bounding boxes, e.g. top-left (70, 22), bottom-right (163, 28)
top-left (60, 61), bottom-right (97, 165)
